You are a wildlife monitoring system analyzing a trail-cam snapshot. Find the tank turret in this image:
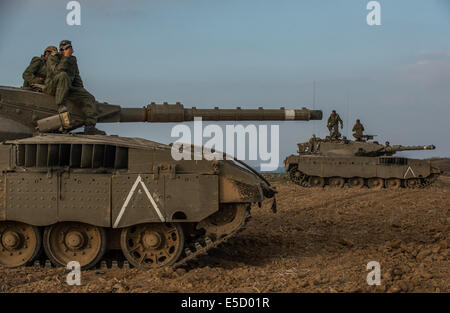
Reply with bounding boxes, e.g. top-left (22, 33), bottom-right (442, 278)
top-left (0, 86), bottom-right (322, 140)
